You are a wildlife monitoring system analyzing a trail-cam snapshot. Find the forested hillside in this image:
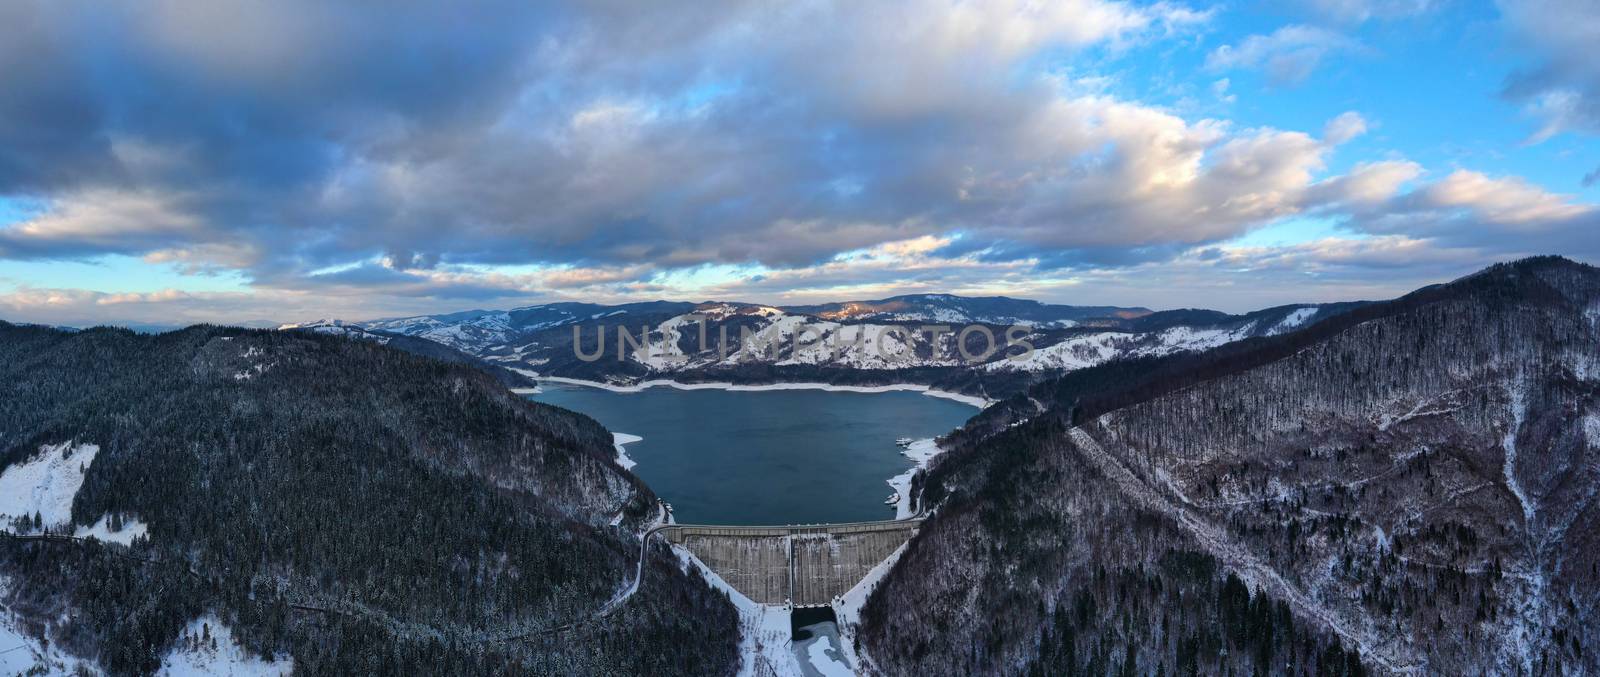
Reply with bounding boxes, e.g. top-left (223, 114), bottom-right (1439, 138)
top-left (0, 324), bottom-right (737, 675)
top-left (861, 257), bottom-right (1600, 675)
